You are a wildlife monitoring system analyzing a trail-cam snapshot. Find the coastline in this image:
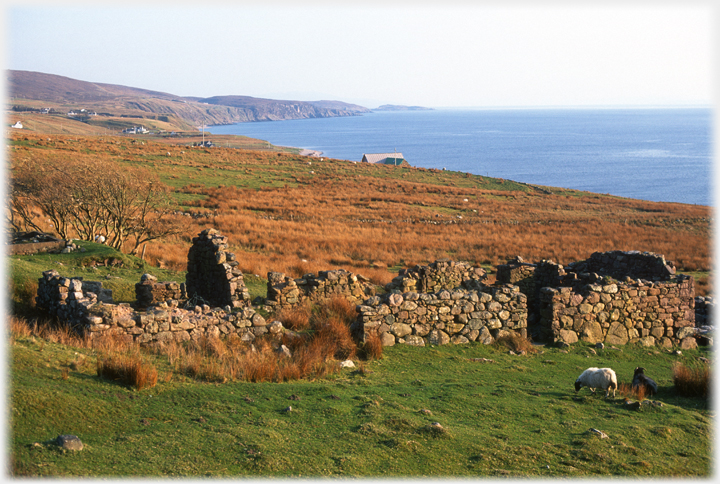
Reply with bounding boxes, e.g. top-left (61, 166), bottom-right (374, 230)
top-left (300, 149), bottom-right (323, 157)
